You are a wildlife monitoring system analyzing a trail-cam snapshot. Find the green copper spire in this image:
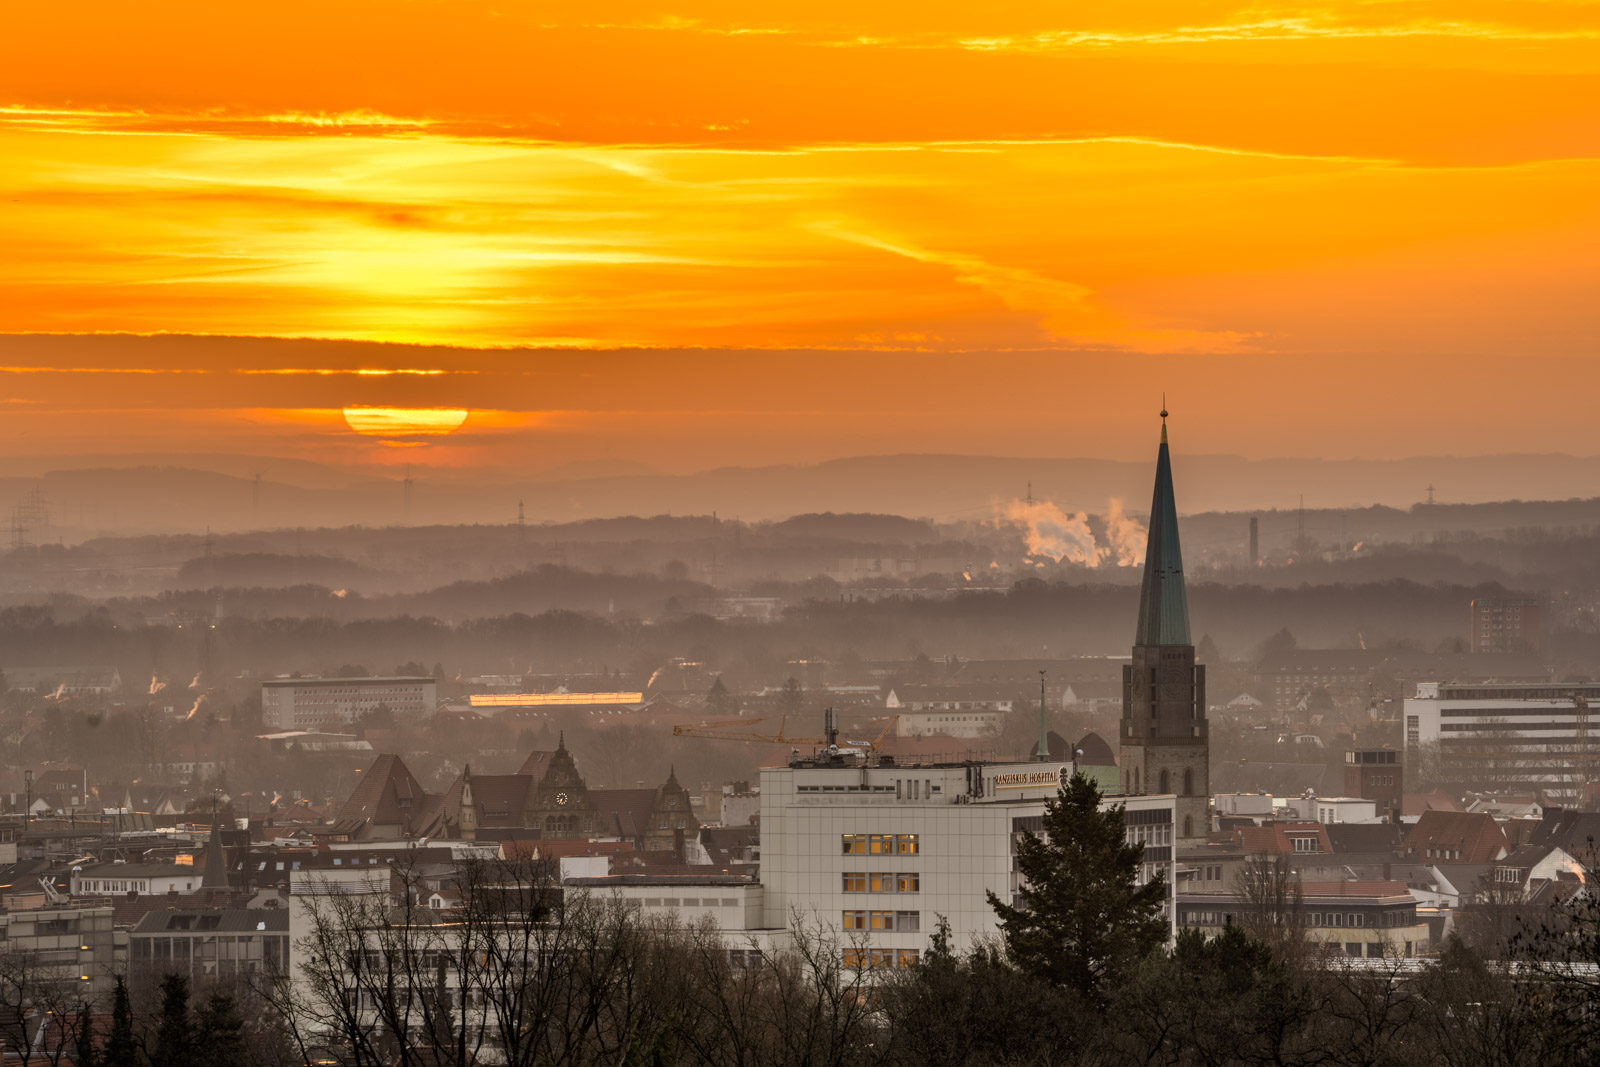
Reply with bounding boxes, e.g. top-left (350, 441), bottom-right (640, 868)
top-left (1134, 405), bottom-right (1192, 647)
